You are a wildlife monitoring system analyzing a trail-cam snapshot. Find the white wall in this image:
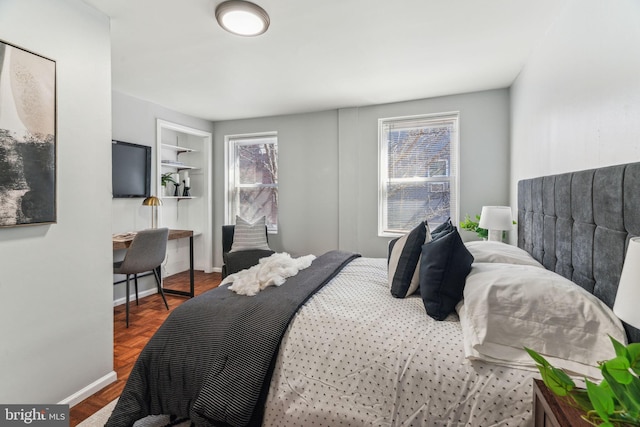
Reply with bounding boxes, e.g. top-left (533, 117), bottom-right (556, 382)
top-left (0, 0), bottom-right (114, 404)
top-left (111, 91), bottom-right (215, 300)
top-left (213, 89), bottom-right (510, 263)
top-left (510, 0), bottom-right (640, 207)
